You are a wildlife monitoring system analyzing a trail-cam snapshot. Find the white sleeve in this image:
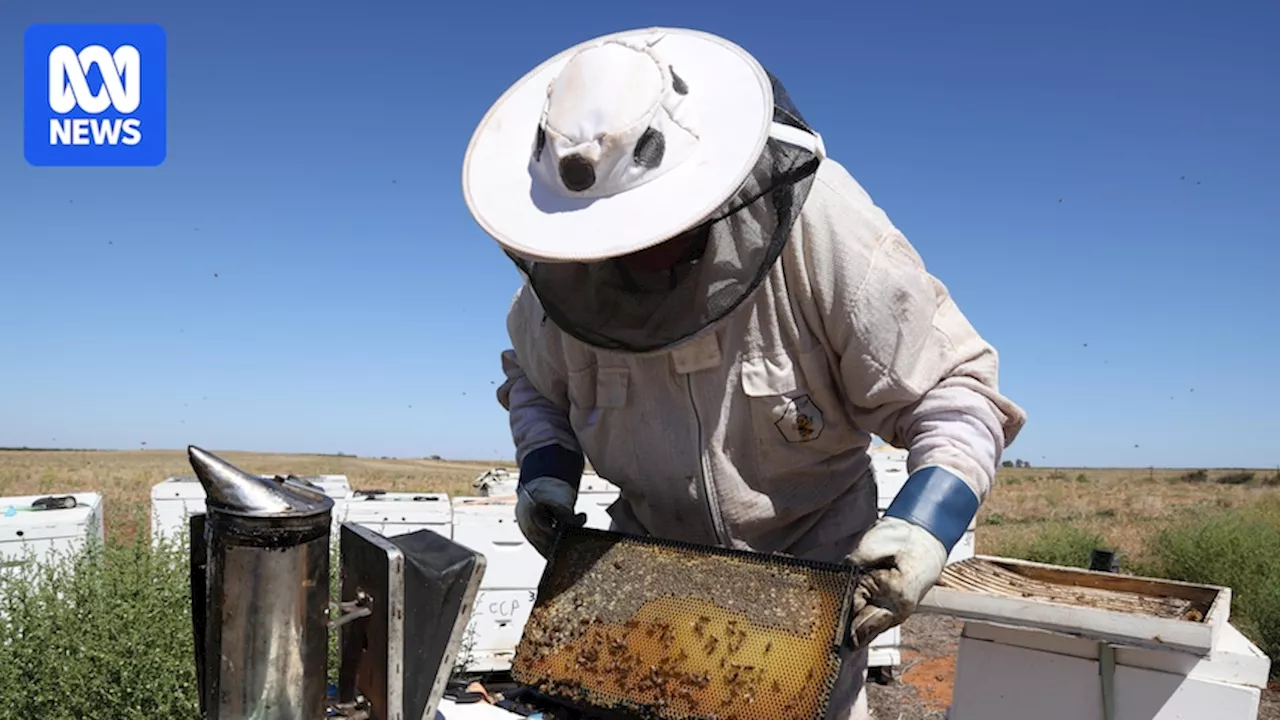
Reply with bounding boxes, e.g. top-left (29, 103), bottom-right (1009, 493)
top-left (497, 347), bottom-right (582, 465)
top-left (794, 166), bottom-right (1027, 504)
top-left (495, 285), bottom-right (583, 467)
